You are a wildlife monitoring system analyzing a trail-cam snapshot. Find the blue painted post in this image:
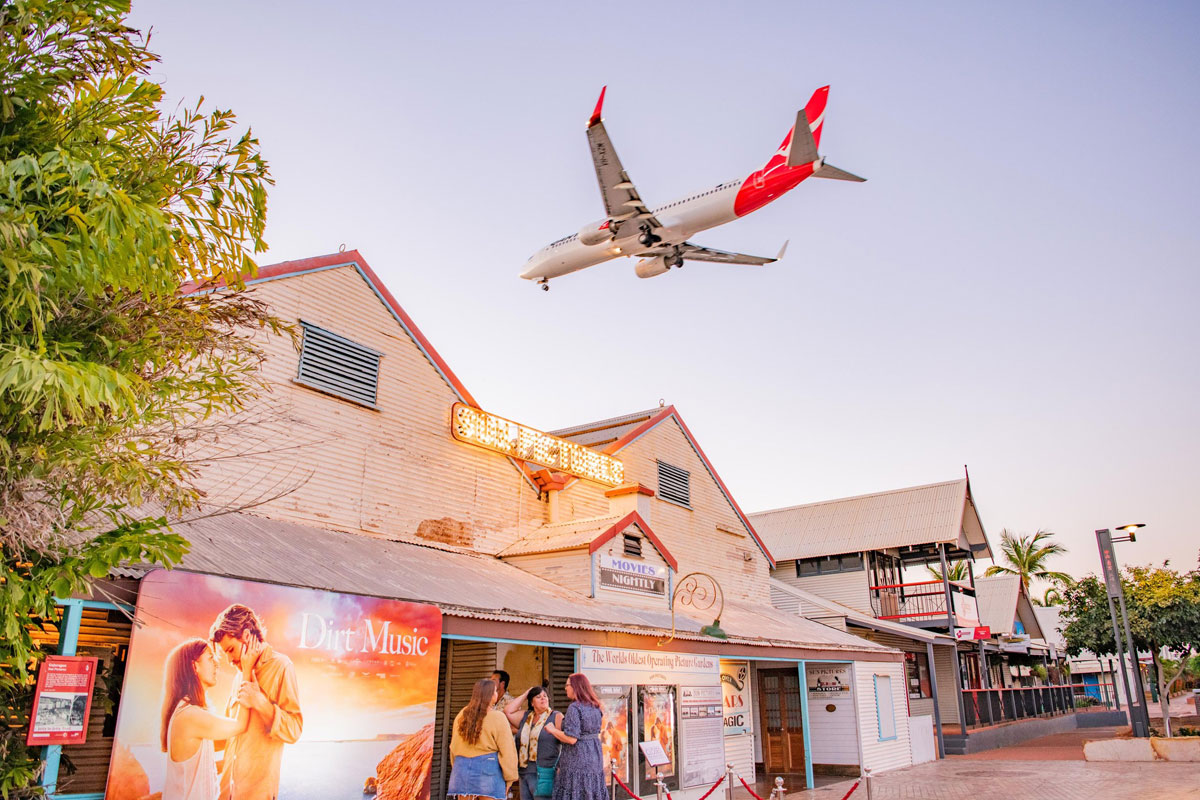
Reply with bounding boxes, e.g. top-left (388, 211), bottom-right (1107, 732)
top-left (796, 662), bottom-right (814, 789)
top-left (40, 600), bottom-right (83, 795)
